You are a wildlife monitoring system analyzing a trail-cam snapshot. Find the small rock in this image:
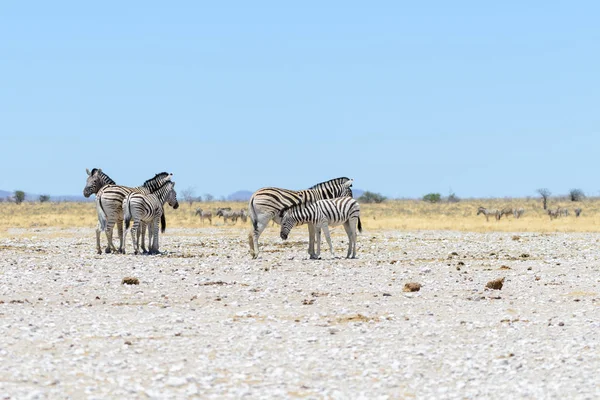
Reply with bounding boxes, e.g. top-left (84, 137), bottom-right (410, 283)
top-left (403, 283), bottom-right (421, 292)
top-left (486, 277), bottom-right (505, 290)
top-left (122, 277), bottom-right (139, 285)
